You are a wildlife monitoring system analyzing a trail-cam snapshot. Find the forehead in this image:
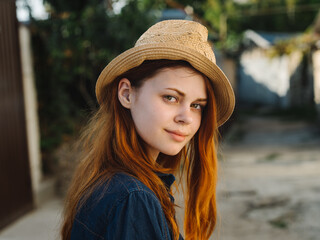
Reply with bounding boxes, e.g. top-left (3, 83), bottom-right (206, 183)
top-left (143, 66), bottom-right (207, 97)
